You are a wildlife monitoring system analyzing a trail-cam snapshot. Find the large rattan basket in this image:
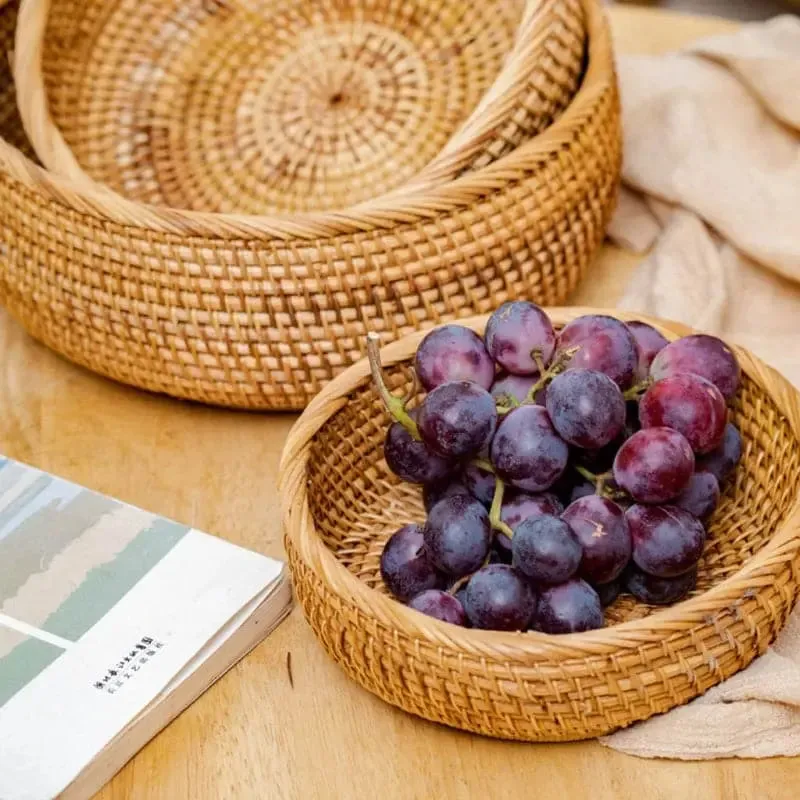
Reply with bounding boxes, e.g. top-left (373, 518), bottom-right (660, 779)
top-left (280, 309), bottom-right (800, 742)
top-left (0, 0), bottom-right (620, 410)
